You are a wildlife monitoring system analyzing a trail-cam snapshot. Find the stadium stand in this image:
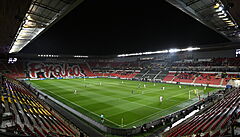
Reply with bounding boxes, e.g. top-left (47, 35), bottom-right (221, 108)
top-left (163, 73), bottom-right (175, 82)
top-left (0, 78), bottom-right (88, 137)
top-left (80, 63), bottom-right (96, 77)
top-left (87, 61), bottom-right (140, 79)
top-left (0, 55), bottom-right (240, 136)
top-left (0, 60), bottom-right (25, 79)
top-left (163, 72), bottom-right (239, 86)
top-left (163, 87), bottom-right (240, 137)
